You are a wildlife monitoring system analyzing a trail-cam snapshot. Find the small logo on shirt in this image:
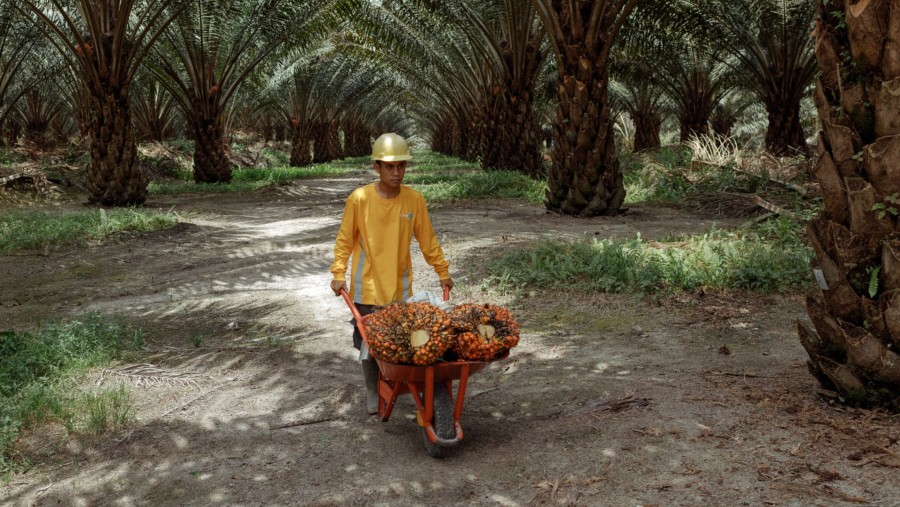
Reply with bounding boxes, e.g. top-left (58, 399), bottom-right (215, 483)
top-left (402, 212), bottom-right (413, 220)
